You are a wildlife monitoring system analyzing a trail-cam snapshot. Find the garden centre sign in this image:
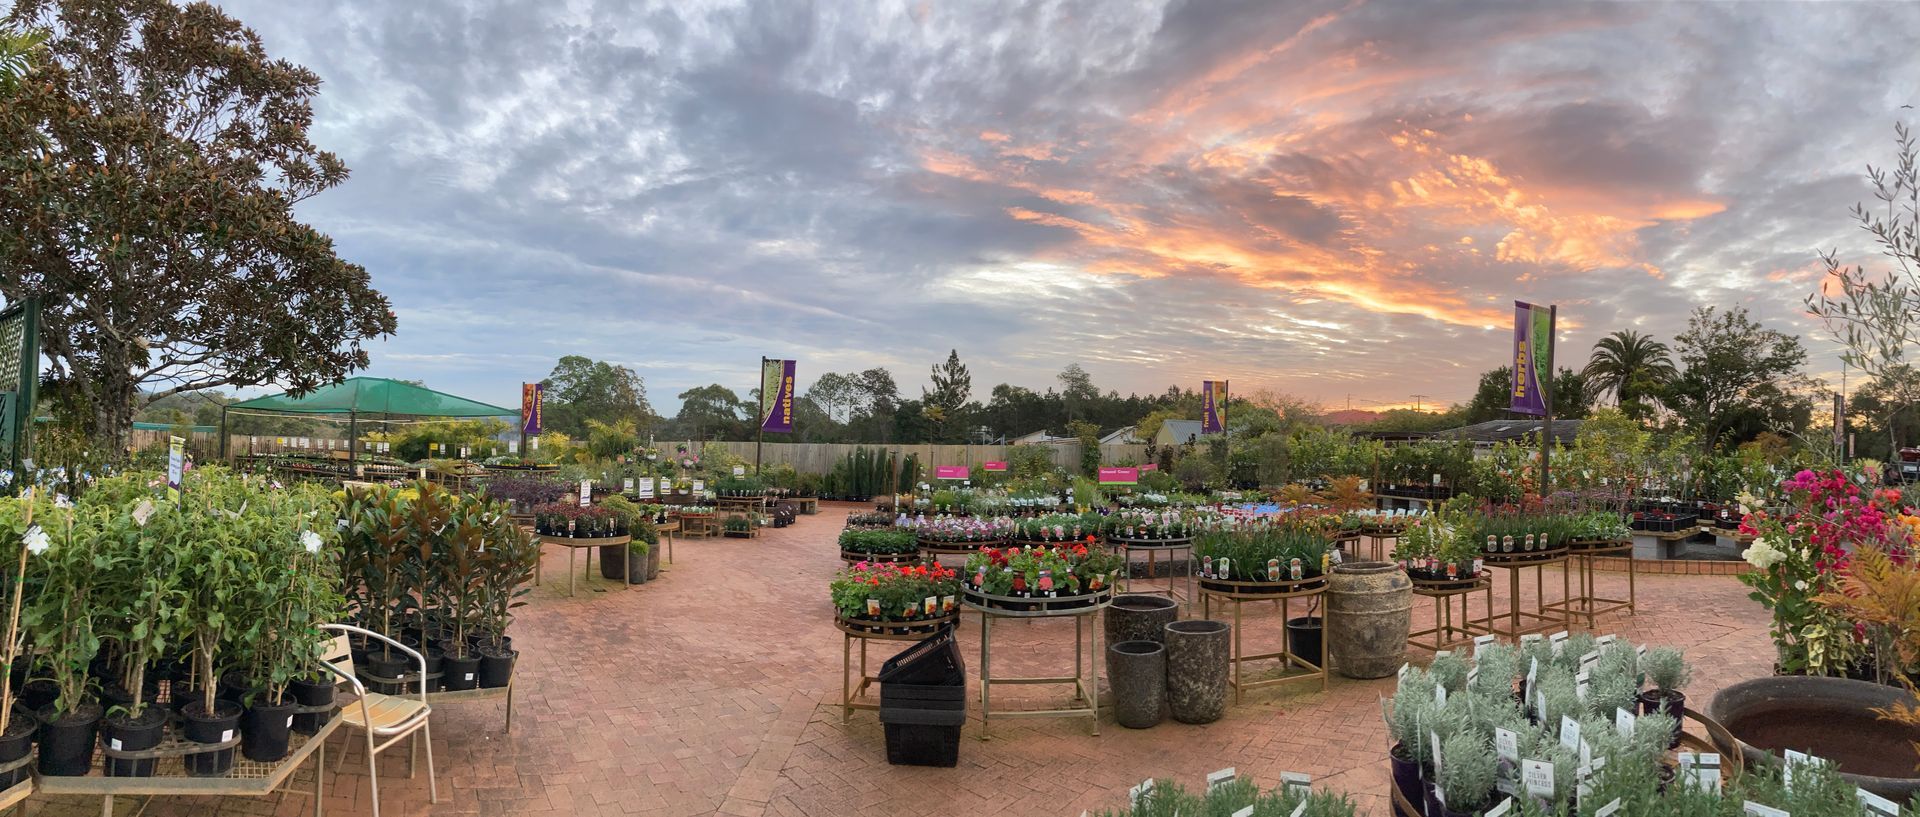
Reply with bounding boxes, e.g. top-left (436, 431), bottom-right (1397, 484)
top-left (521, 382), bottom-right (544, 435)
top-left (1099, 467), bottom-right (1139, 484)
top-left (934, 465), bottom-right (969, 480)
top-left (983, 461), bottom-right (1007, 472)
top-left (1510, 301), bottom-right (1553, 416)
top-left (1202, 380), bottom-right (1228, 434)
top-left (760, 358), bottom-right (796, 433)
